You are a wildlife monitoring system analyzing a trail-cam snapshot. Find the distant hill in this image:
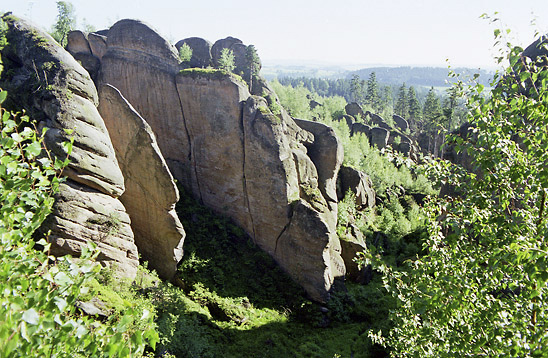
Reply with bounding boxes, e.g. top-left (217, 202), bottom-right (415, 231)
top-left (262, 62), bottom-right (494, 88)
top-left (349, 66), bottom-right (493, 87)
